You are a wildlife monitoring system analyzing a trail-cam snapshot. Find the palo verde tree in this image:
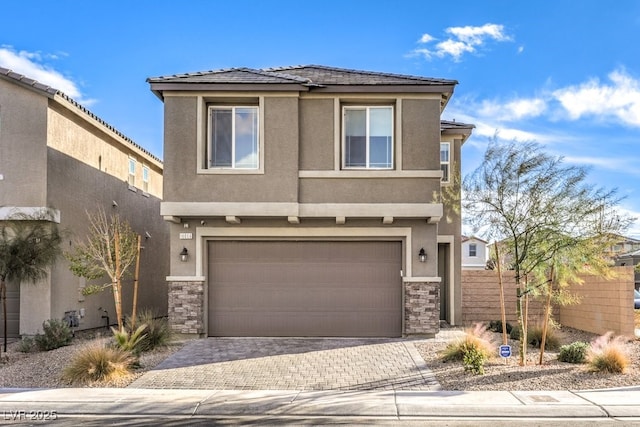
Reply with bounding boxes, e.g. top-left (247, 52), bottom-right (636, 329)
top-left (65, 208), bottom-right (139, 330)
top-left (464, 139), bottom-right (631, 365)
top-left (0, 209), bottom-right (62, 352)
